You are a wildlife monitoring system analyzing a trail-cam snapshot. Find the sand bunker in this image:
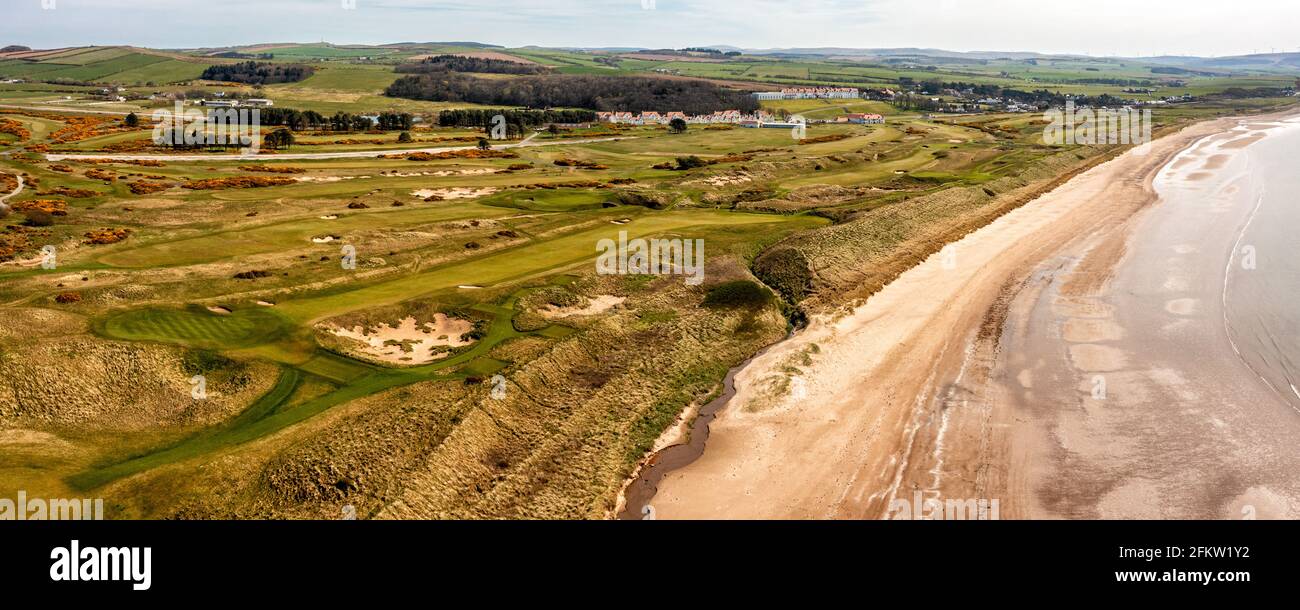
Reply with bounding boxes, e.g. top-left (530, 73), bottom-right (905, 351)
top-left (691, 174), bottom-right (751, 187)
top-left (391, 169), bottom-right (497, 178)
top-left (411, 187), bottom-right (498, 200)
top-left (311, 235), bottom-right (341, 243)
top-left (295, 176), bottom-right (354, 183)
top-left (207, 306), bottom-right (232, 315)
top-left (542, 295), bottom-right (625, 319)
top-left (327, 314), bottom-right (475, 365)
